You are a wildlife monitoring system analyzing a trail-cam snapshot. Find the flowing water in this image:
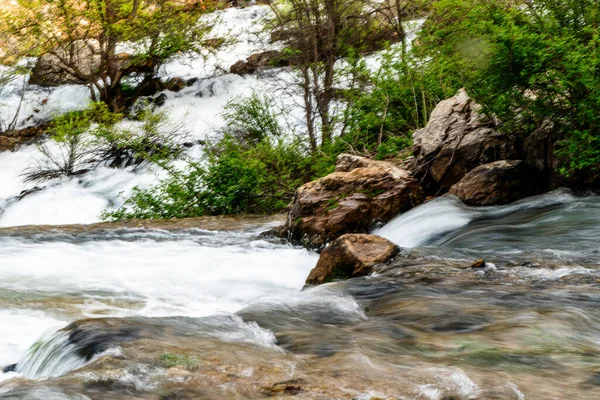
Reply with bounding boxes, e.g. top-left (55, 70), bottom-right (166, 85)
top-left (0, 191), bottom-right (598, 399)
top-left (1, 4), bottom-right (599, 398)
